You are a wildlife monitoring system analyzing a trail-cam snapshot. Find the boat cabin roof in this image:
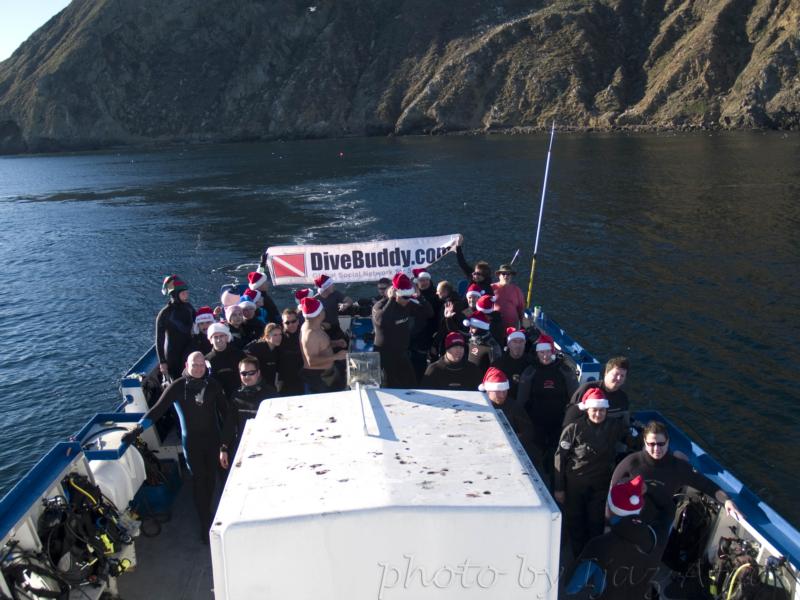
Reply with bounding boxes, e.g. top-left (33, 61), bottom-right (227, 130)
top-left (215, 388), bottom-right (554, 523)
